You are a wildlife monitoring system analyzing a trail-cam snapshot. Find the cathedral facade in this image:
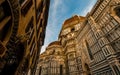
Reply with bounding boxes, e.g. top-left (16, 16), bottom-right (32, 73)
top-left (81, 0), bottom-right (120, 75)
top-left (0, 0), bottom-right (50, 75)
